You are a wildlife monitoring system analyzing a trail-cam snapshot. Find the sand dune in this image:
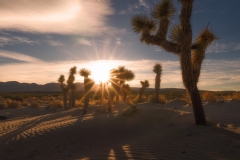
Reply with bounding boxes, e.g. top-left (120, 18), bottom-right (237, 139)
top-left (1, 100), bottom-right (240, 159)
